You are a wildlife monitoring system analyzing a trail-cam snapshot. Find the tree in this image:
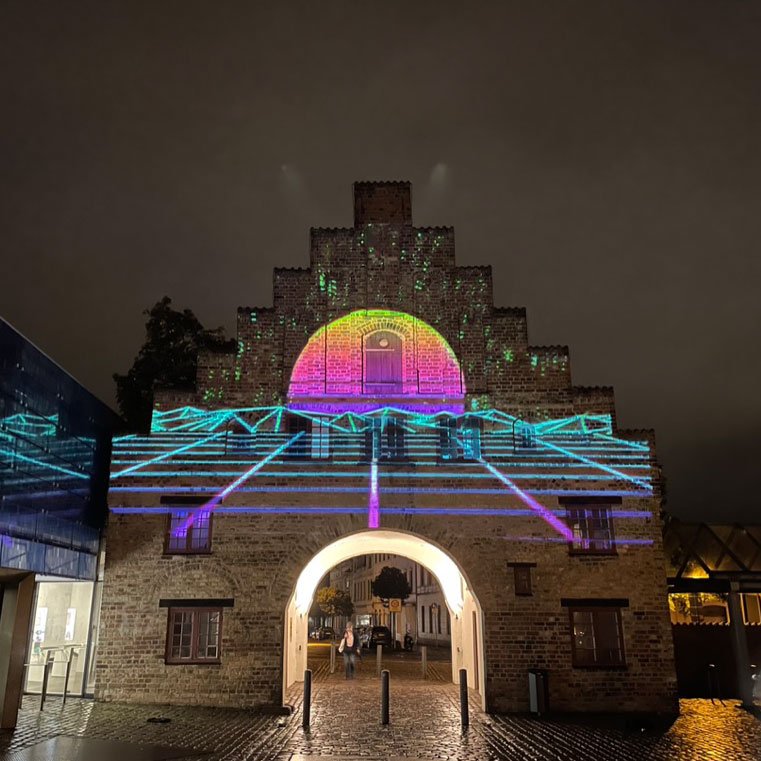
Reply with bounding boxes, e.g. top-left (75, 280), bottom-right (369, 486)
top-left (315, 586), bottom-right (354, 630)
top-left (371, 566), bottom-right (412, 607)
top-left (113, 297), bottom-right (234, 431)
